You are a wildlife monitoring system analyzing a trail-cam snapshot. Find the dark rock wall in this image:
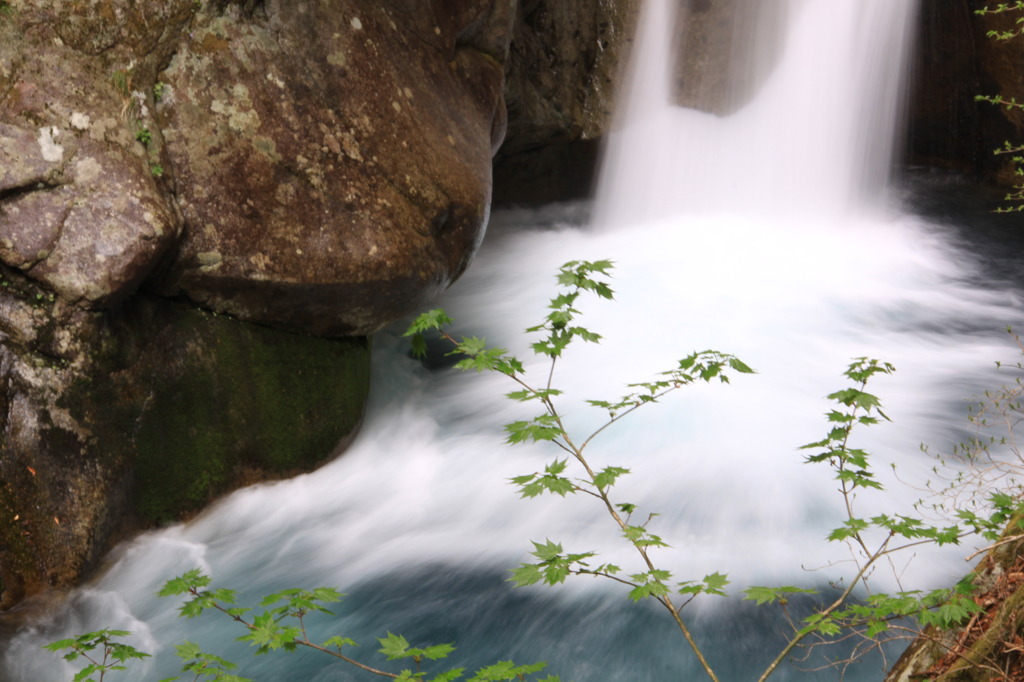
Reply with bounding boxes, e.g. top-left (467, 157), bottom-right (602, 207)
top-left (904, 0), bottom-right (1024, 184)
top-left (493, 0), bottom-right (640, 205)
top-left (967, 0), bottom-right (1024, 187)
top-left (906, 1), bottom-right (985, 175)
